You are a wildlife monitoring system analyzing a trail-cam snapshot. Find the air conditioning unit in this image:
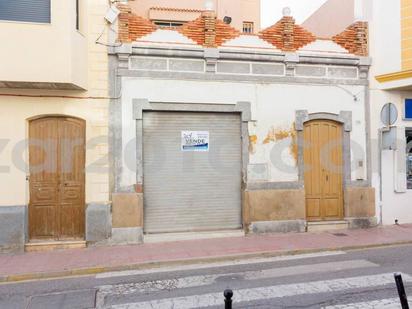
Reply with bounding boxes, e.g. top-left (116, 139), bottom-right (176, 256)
top-left (105, 5), bottom-right (120, 24)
